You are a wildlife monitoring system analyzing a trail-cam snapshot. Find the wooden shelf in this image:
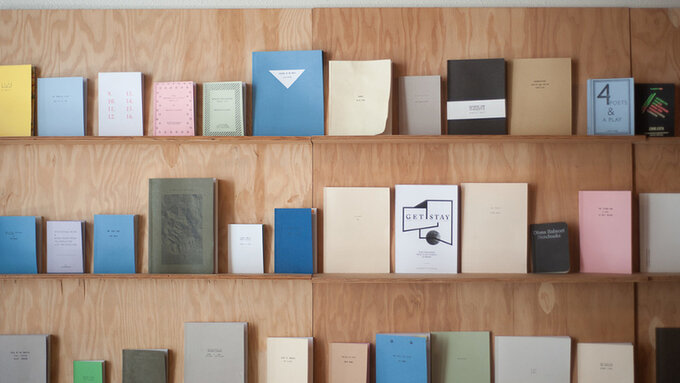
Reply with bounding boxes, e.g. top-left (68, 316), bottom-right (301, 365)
top-left (0, 273), bottom-right (311, 280)
top-left (311, 135), bottom-right (646, 145)
top-left (0, 135), bottom-right (312, 145)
